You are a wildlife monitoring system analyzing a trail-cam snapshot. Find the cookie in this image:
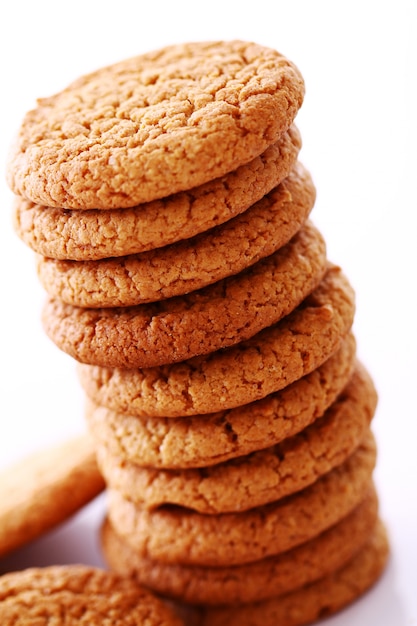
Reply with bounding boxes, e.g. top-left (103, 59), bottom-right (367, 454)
top-left (78, 263), bottom-right (355, 416)
top-left (95, 362), bottom-right (376, 513)
top-left (13, 128), bottom-right (301, 261)
top-left (105, 433), bottom-right (376, 566)
top-left (85, 333), bottom-right (356, 469)
top-left (101, 486), bottom-right (378, 606)
top-left (37, 161), bottom-right (315, 307)
top-left (0, 435), bottom-right (105, 558)
top-left (43, 220), bottom-right (327, 368)
top-left (182, 520), bottom-right (389, 626)
top-left (7, 41), bottom-right (305, 209)
top-left (0, 564), bottom-right (183, 625)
